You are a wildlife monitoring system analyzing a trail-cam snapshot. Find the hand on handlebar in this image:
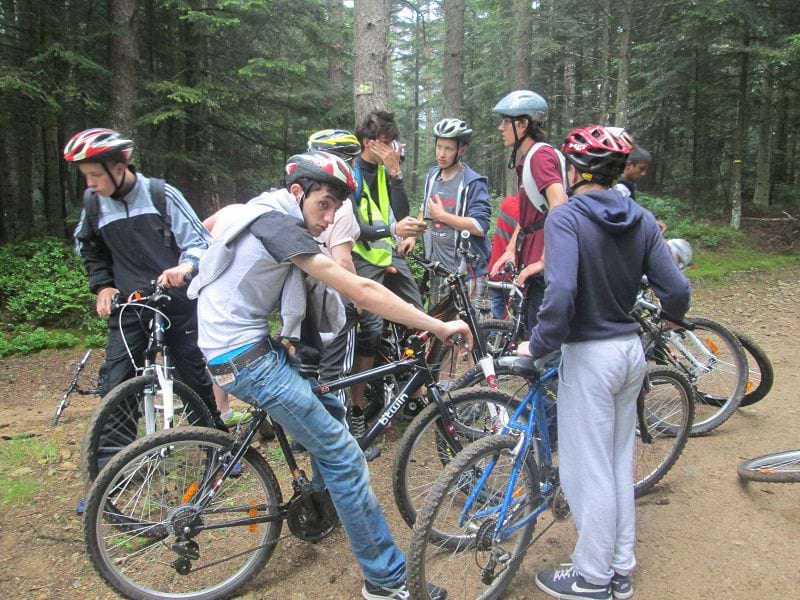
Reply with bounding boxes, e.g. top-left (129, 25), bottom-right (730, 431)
top-left (516, 261), bottom-right (544, 286)
top-left (491, 251), bottom-right (516, 277)
top-left (434, 319), bottom-right (473, 350)
top-left (96, 287), bottom-right (120, 317)
top-left (158, 263), bottom-right (194, 288)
